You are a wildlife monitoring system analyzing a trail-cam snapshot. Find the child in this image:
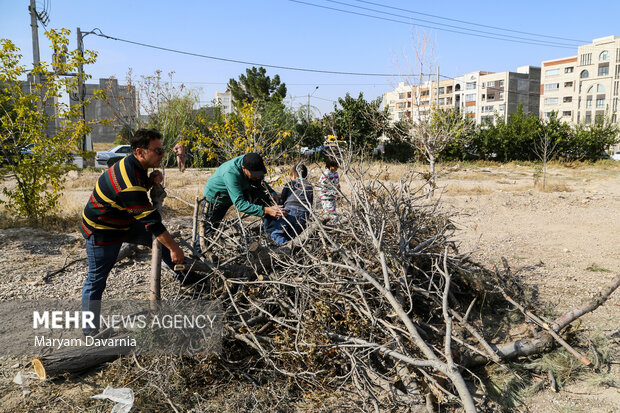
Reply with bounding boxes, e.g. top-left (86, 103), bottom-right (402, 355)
top-left (270, 164), bottom-right (314, 245)
top-left (318, 158), bottom-right (340, 222)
